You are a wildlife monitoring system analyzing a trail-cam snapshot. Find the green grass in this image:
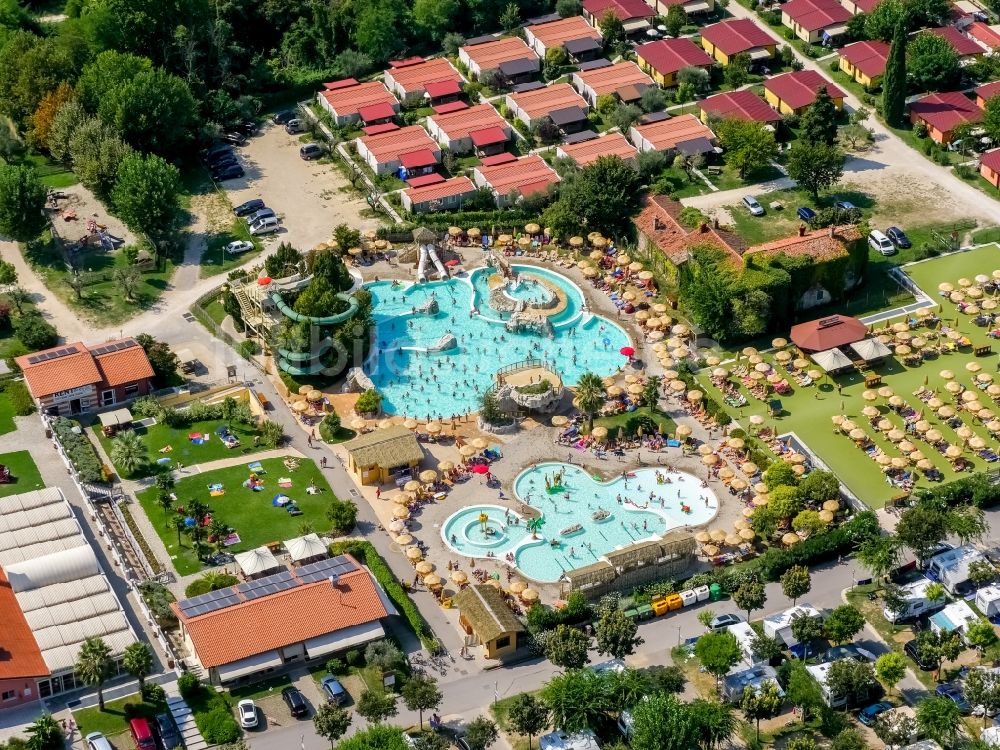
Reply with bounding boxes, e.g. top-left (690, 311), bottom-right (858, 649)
top-left (229, 673), bottom-right (293, 701)
top-left (97, 419), bottom-right (266, 479)
top-left (20, 152), bottom-right (78, 188)
top-left (887, 122), bottom-right (966, 167)
top-left (136, 455), bottom-right (339, 575)
top-left (0, 450), bottom-right (44, 497)
top-left (0, 389), bottom-right (16, 435)
top-left (726, 186), bottom-right (876, 245)
top-left (74, 694), bottom-right (164, 738)
top-left (201, 296), bottom-right (230, 327)
top-left (973, 226), bottom-right (1000, 245)
top-left (199, 217), bottom-right (262, 278)
top-left (594, 408), bottom-right (676, 440)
